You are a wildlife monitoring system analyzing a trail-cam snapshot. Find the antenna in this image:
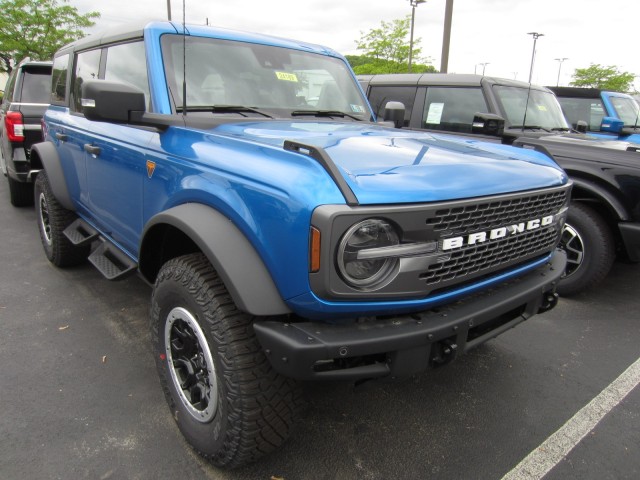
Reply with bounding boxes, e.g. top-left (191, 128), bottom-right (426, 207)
top-left (521, 82), bottom-right (533, 133)
top-left (182, 0), bottom-right (187, 116)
